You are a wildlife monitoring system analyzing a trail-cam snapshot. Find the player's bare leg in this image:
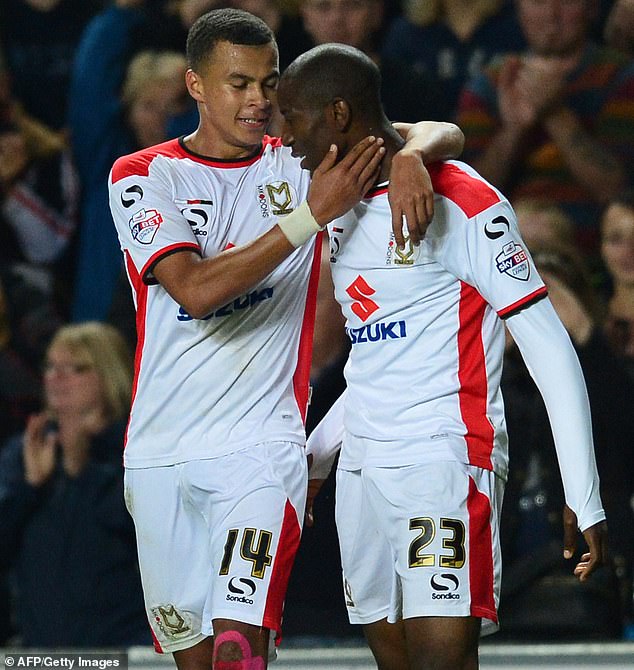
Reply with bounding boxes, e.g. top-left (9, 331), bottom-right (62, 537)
top-left (173, 637), bottom-right (215, 670)
top-left (404, 616), bottom-right (481, 670)
top-left (363, 618), bottom-right (409, 670)
top-left (211, 619), bottom-right (269, 669)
